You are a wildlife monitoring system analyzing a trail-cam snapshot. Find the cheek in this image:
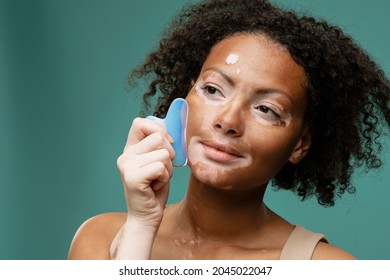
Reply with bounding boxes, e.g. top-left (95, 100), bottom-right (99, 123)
top-left (245, 118), bottom-right (300, 161)
top-left (247, 129), bottom-right (297, 173)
